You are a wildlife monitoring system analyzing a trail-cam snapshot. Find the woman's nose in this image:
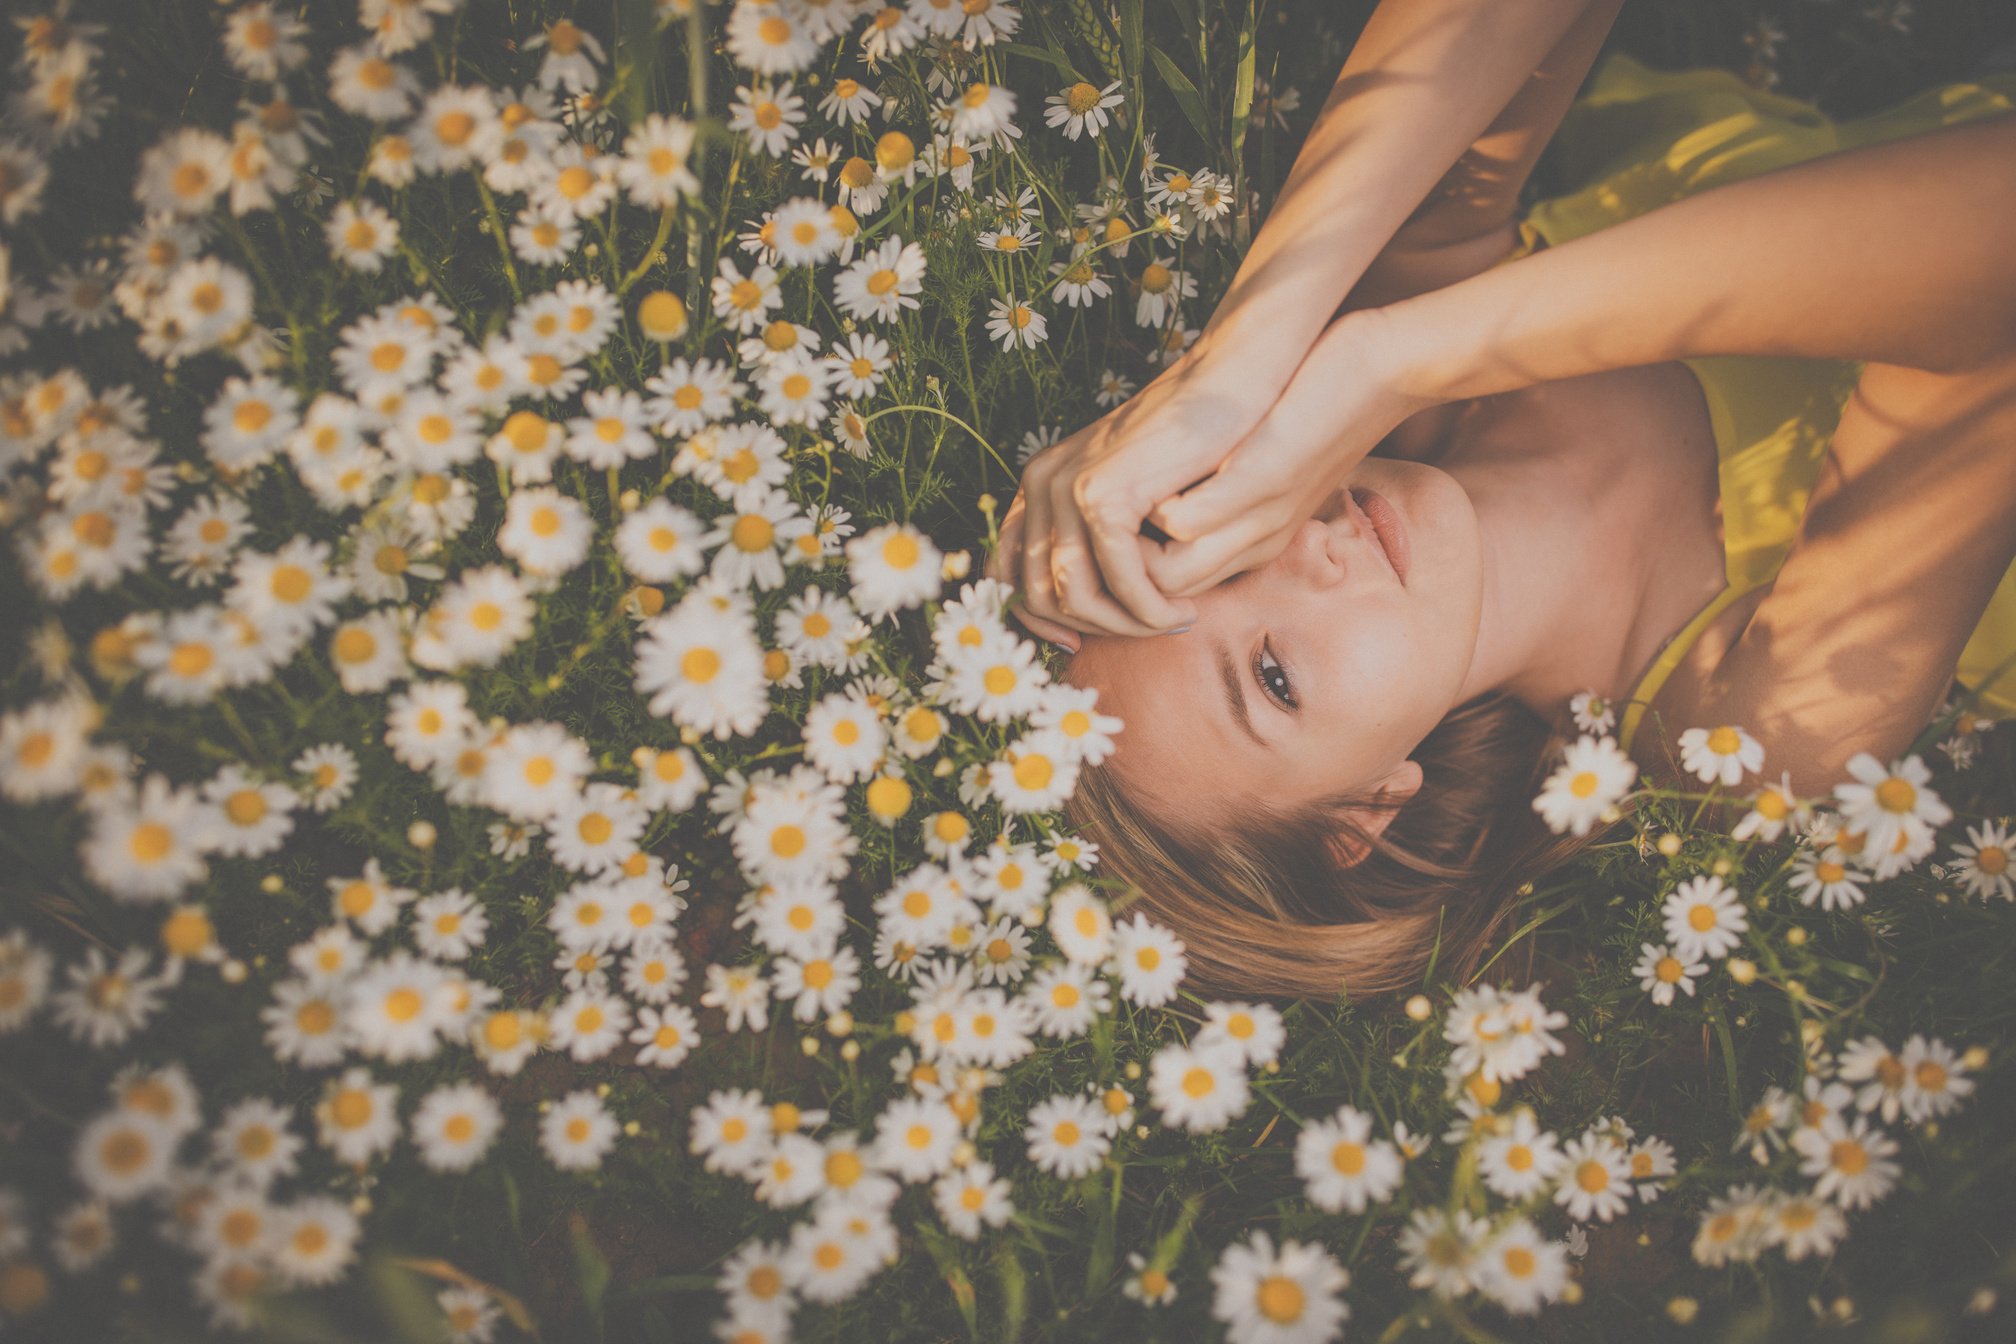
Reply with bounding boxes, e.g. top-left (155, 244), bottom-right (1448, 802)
top-left (1272, 518), bottom-right (1346, 586)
